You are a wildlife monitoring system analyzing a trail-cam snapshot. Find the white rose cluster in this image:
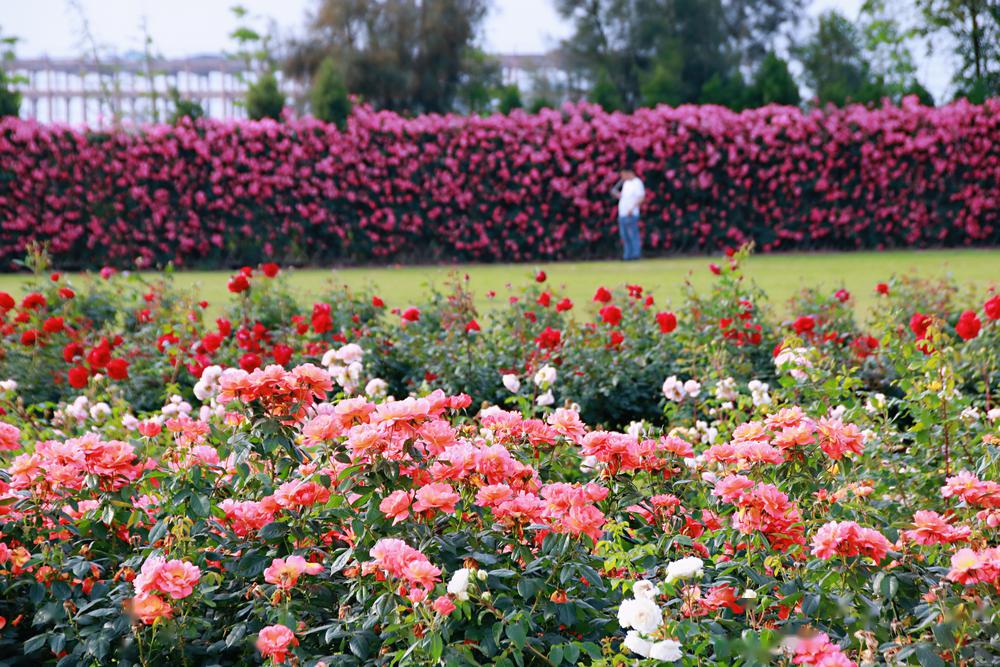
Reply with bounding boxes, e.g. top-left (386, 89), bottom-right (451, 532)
top-left (617, 578), bottom-right (683, 662)
top-left (773, 346), bottom-right (813, 381)
top-left (194, 365), bottom-right (224, 401)
top-left (747, 380), bottom-right (771, 406)
top-left (664, 556), bottom-right (704, 583)
top-left (322, 343), bottom-right (365, 394)
top-left (533, 365), bottom-right (557, 406)
top-left (661, 376), bottom-right (700, 403)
